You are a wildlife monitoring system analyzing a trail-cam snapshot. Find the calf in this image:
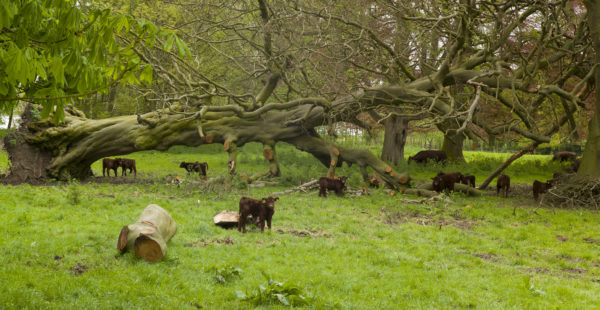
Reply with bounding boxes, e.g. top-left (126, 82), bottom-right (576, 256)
top-left (533, 179), bottom-right (555, 201)
top-left (432, 172), bottom-right (462, 193)
top-left (566, 158), bottom-right (581, 173)
top-left (552, 151), bottom-right (577, 162)
top-left (408, 150), bottom-right (447, 164)
top-left (118, 158), bottom-right (137, 178)
top-left (318, 176), bottom-right (348, 197)
top-left (238, 196), bottom-right (279, 233)
top-left (496, 174), bottom-right (510, 197)
top-left (461, 175), bottom-right (476, 187)
top-left (102, 158), bottom-right (120, 177)
top-left (180, 161), bottom-right (209, 176)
